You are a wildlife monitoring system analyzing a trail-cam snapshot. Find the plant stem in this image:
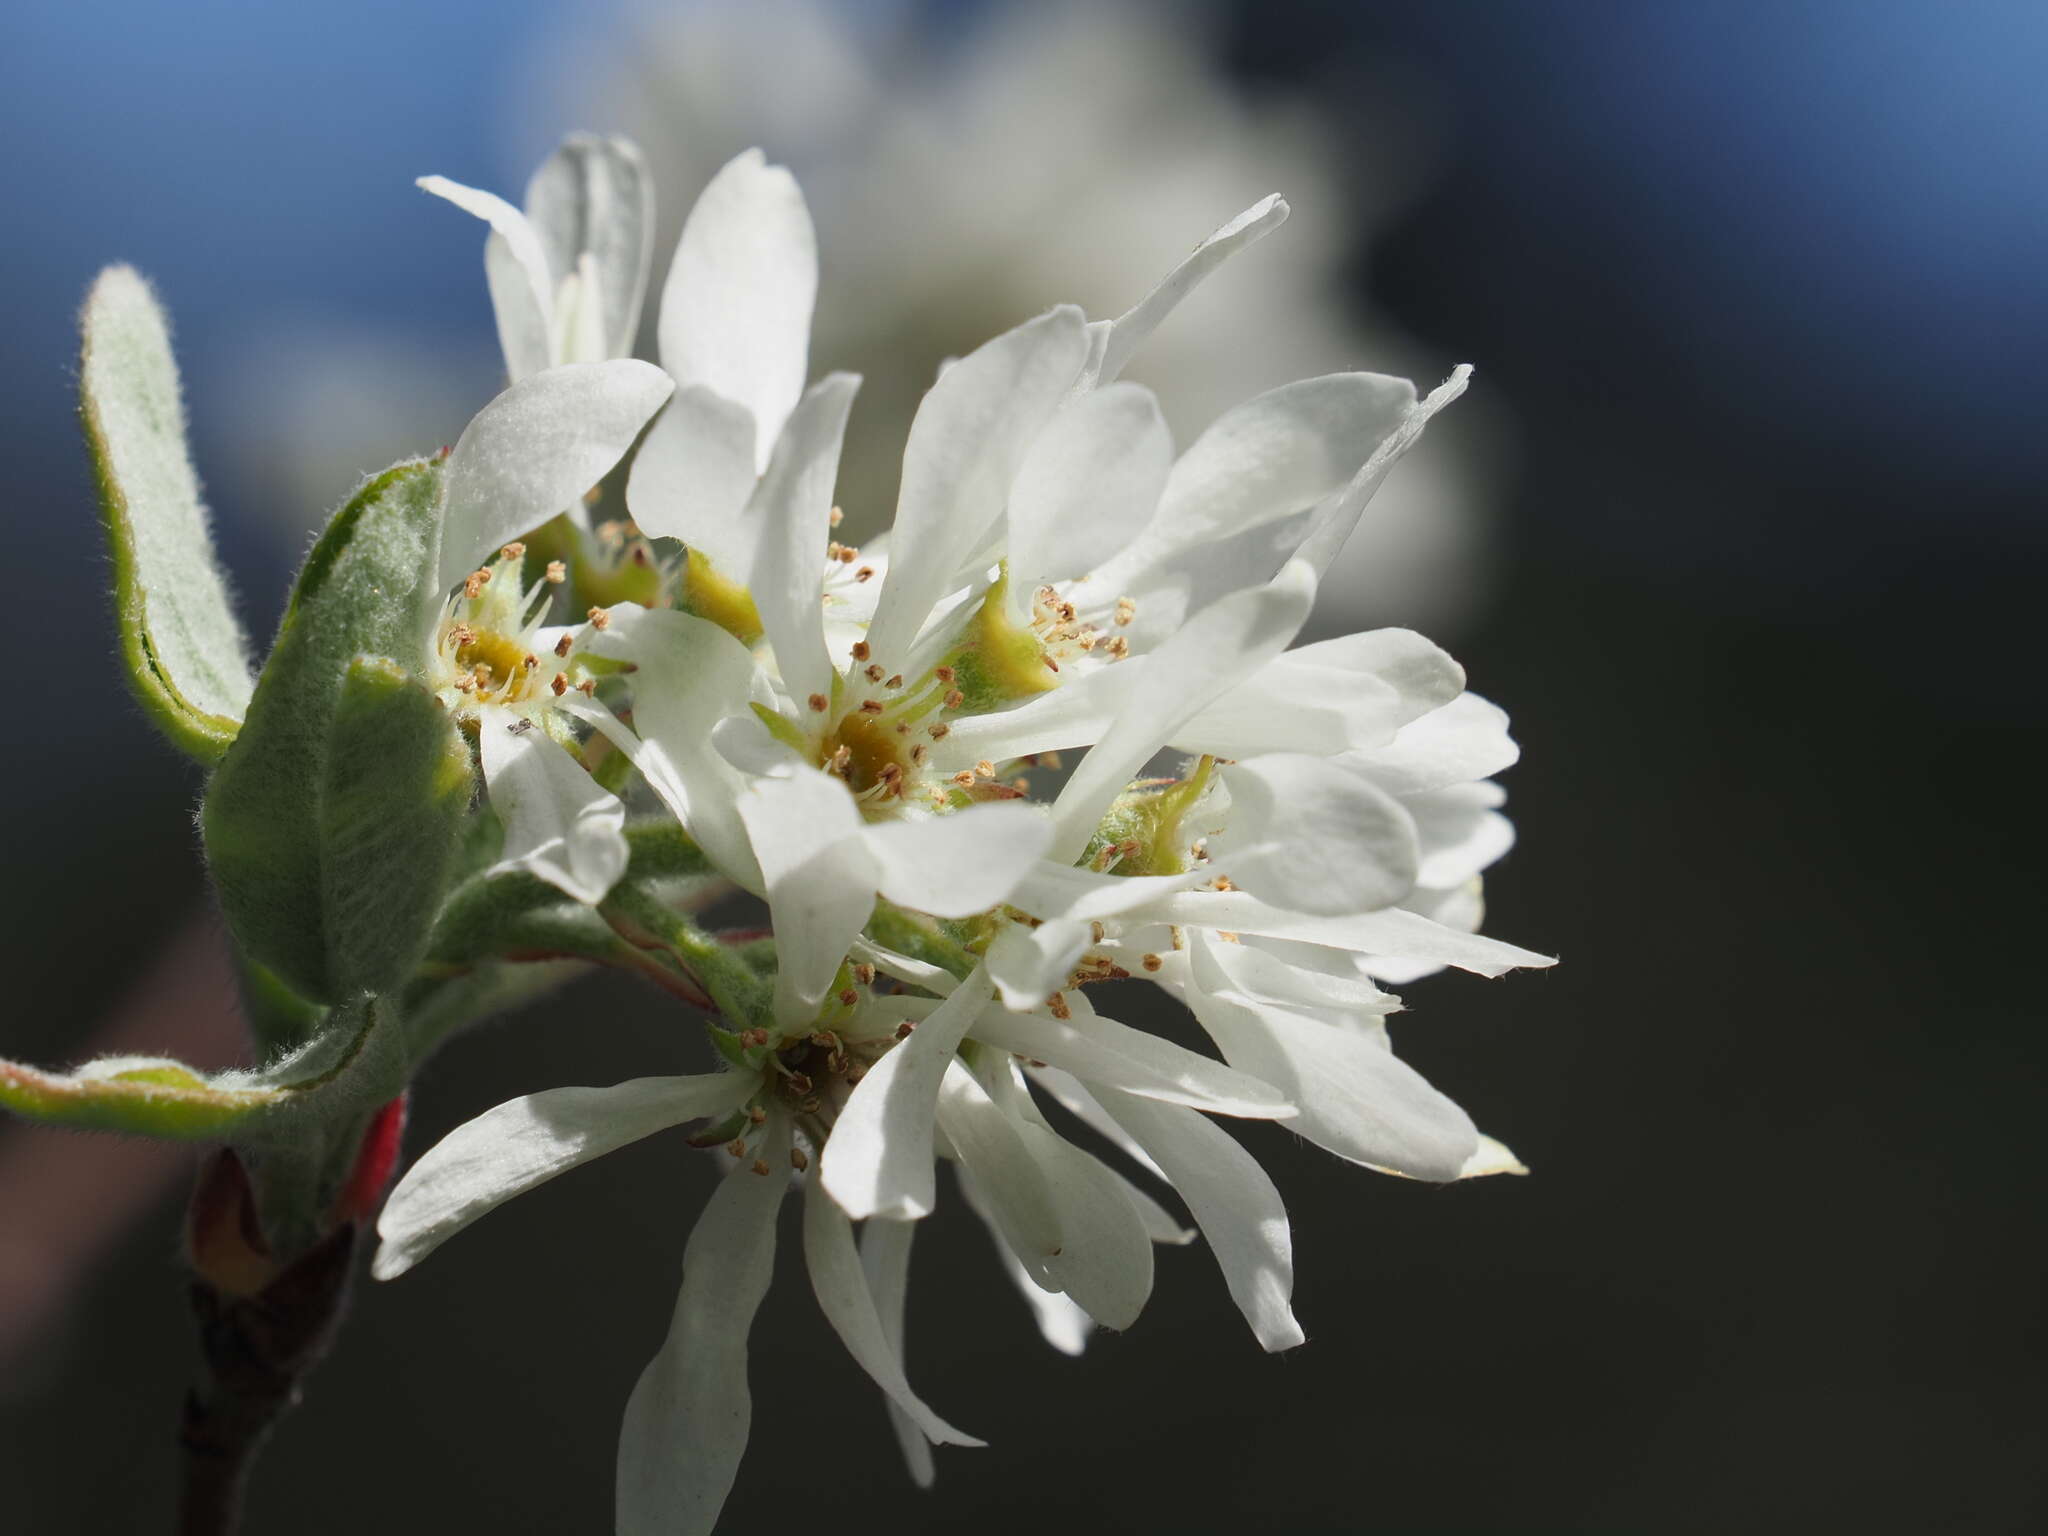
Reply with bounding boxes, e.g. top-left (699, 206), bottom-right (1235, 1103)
top-left (177, 1224), bottom-right (356, 1536)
